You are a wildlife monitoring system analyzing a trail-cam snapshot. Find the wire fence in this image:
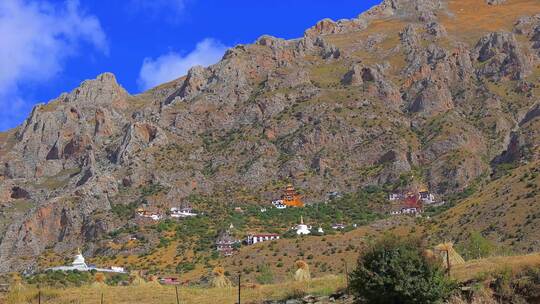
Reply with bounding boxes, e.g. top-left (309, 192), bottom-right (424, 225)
top-left (2, 263), bottom-right (351, 304)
